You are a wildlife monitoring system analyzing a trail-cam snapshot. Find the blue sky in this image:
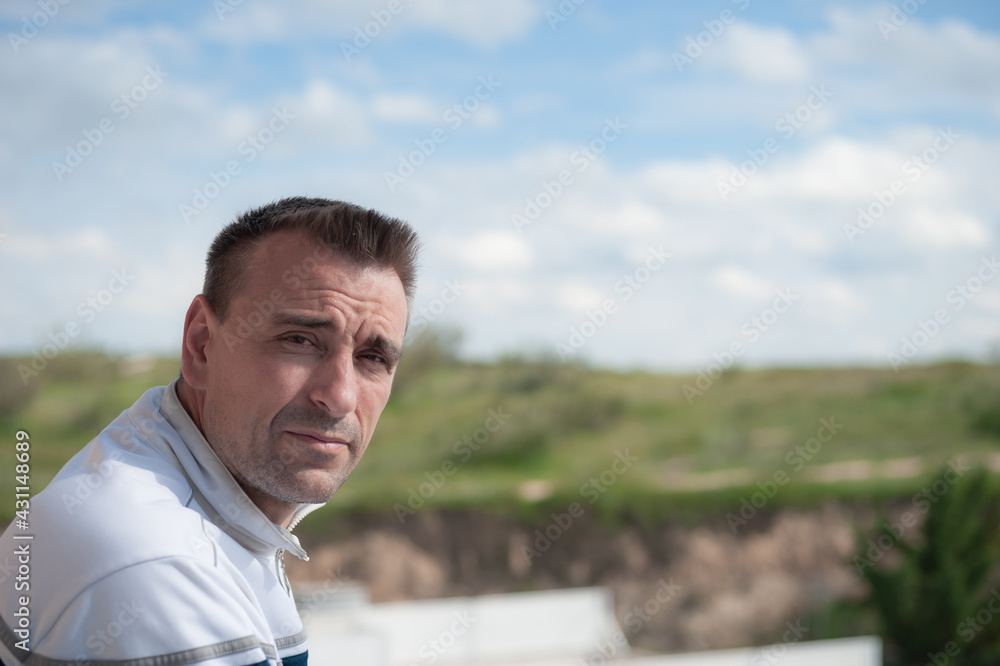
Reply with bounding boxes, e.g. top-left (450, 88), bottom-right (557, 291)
top-left (1, 0), bottom-right (998, 372)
